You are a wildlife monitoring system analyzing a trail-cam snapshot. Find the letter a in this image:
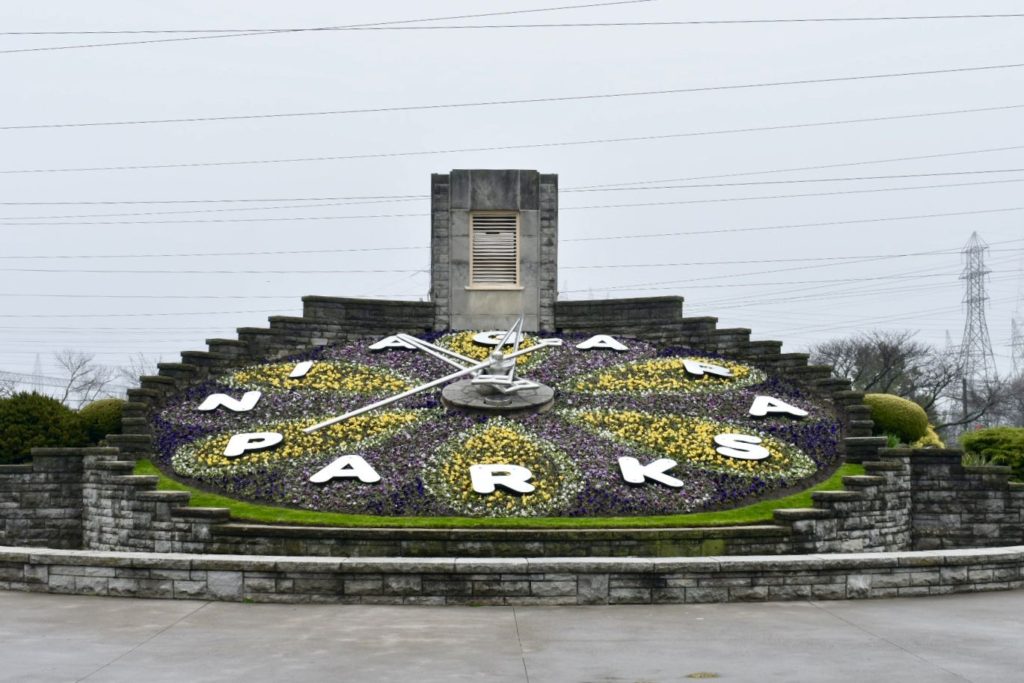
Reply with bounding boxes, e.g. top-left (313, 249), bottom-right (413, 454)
top-left (618, 457), bottom-right (684, 488)
top-left (369, 335), bottom-right (417, 351)
top-left (713, 434), bottom-right (769, 461)
top-left (223, 432), bottom-right (283, 458)
top-left (749, 395), bottom-right (808, 418)
top-left (309, 455), bottom-right (381, 484)
top-left (576, 335), bottom-right (628, 351)
top-left (196, 390), bottom-right (262, 413)
top-left (469, 464), bottom-right (536, 494)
